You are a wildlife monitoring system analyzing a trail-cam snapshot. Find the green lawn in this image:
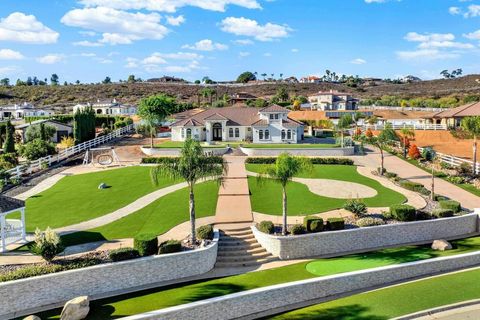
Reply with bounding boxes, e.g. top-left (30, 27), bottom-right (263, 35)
top-left (242, 143), bottom-right (339, 149)
top-left (154, 141), bottom-right (227, 148)
top-left (36, 236), bottom-right (480, 319)
top-left (60, 181), bottom-right (219, 247)
top-left (20, 167), bottom-right (178, 231)
top-left (247, 164), bottom-right (406, 215)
